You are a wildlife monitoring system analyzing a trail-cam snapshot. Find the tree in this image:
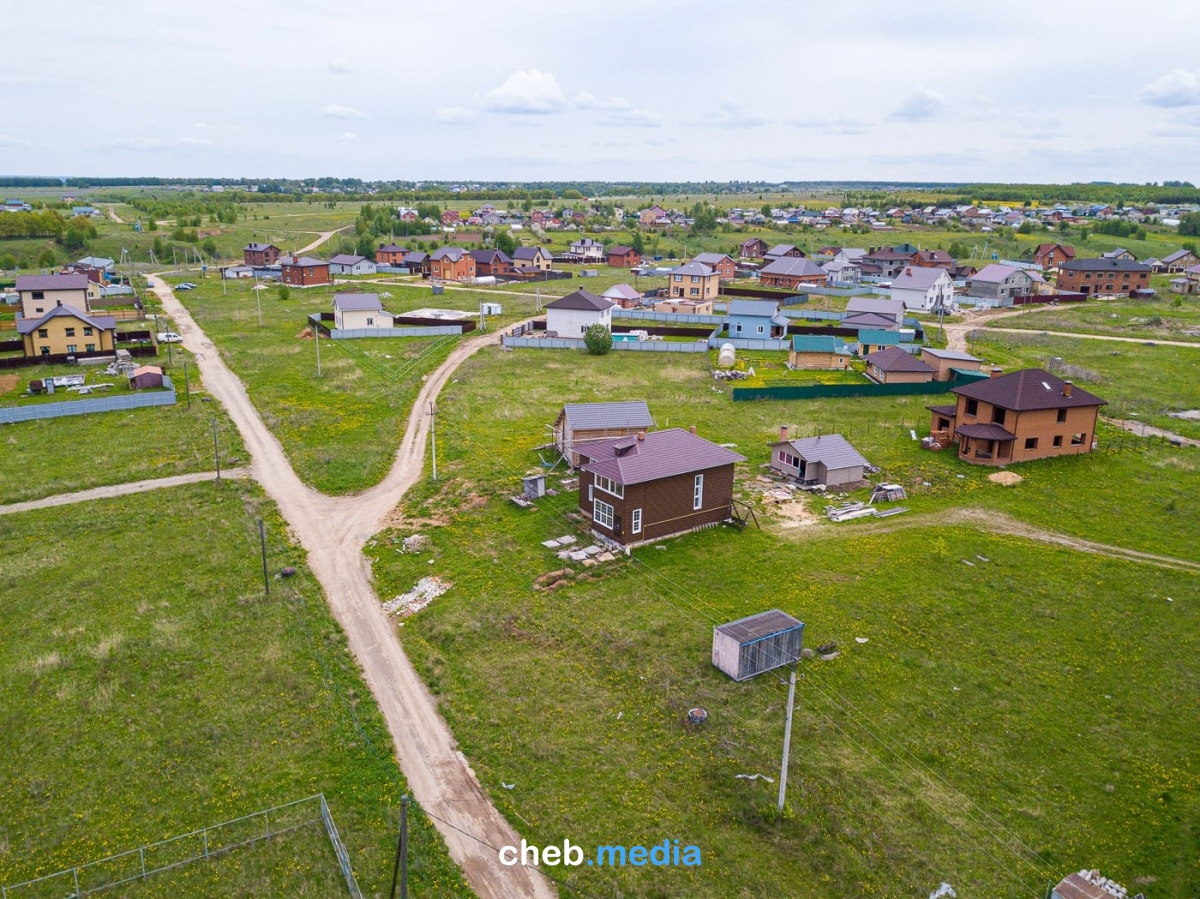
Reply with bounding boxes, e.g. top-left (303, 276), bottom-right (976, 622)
top-left (761, 203), bottom-right (772, 217)
top-left (495, 229), bottom-right (516, 256)
top-left (583, 323), bottom-right (612, 355)
top-left (631, 231), bottom-right (646, 254)
top-left (37, 248), bottom-right (56, 267)
top-left (1178, 211), bottom-right (1200, 237)
top-left (201, 237), bottom-right (219, 259)
top-left (0, 253), bottom-right (17, 269)
top-left (1017, 221), bottom-right (1035, 234)
top-left (356, 233), bottom-right (376, 259)
top-left (562, 189), bottom-right (584, 200)
top-left (948, 241), bottom-right (969, 260)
